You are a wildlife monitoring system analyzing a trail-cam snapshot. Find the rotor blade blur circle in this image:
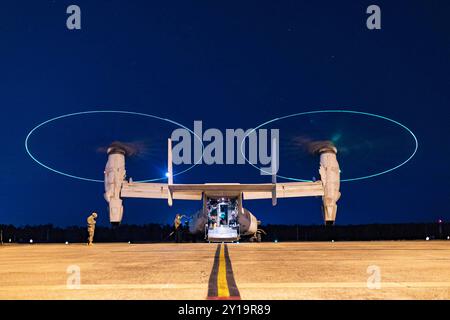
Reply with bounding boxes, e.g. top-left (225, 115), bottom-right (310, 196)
top-left (25, 110), bottom-right (203, 183)
top-left (241, 110), bottom-right (418, 182)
